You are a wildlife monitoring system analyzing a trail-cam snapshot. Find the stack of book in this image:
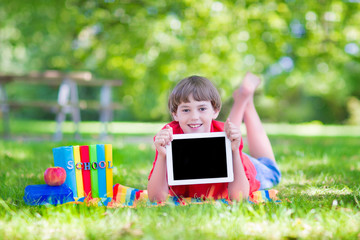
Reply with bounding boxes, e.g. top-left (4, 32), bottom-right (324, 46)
top-left (53, 144), bottom-right (114, 202)
top-left (24, 144), bottom-right (114, 206)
